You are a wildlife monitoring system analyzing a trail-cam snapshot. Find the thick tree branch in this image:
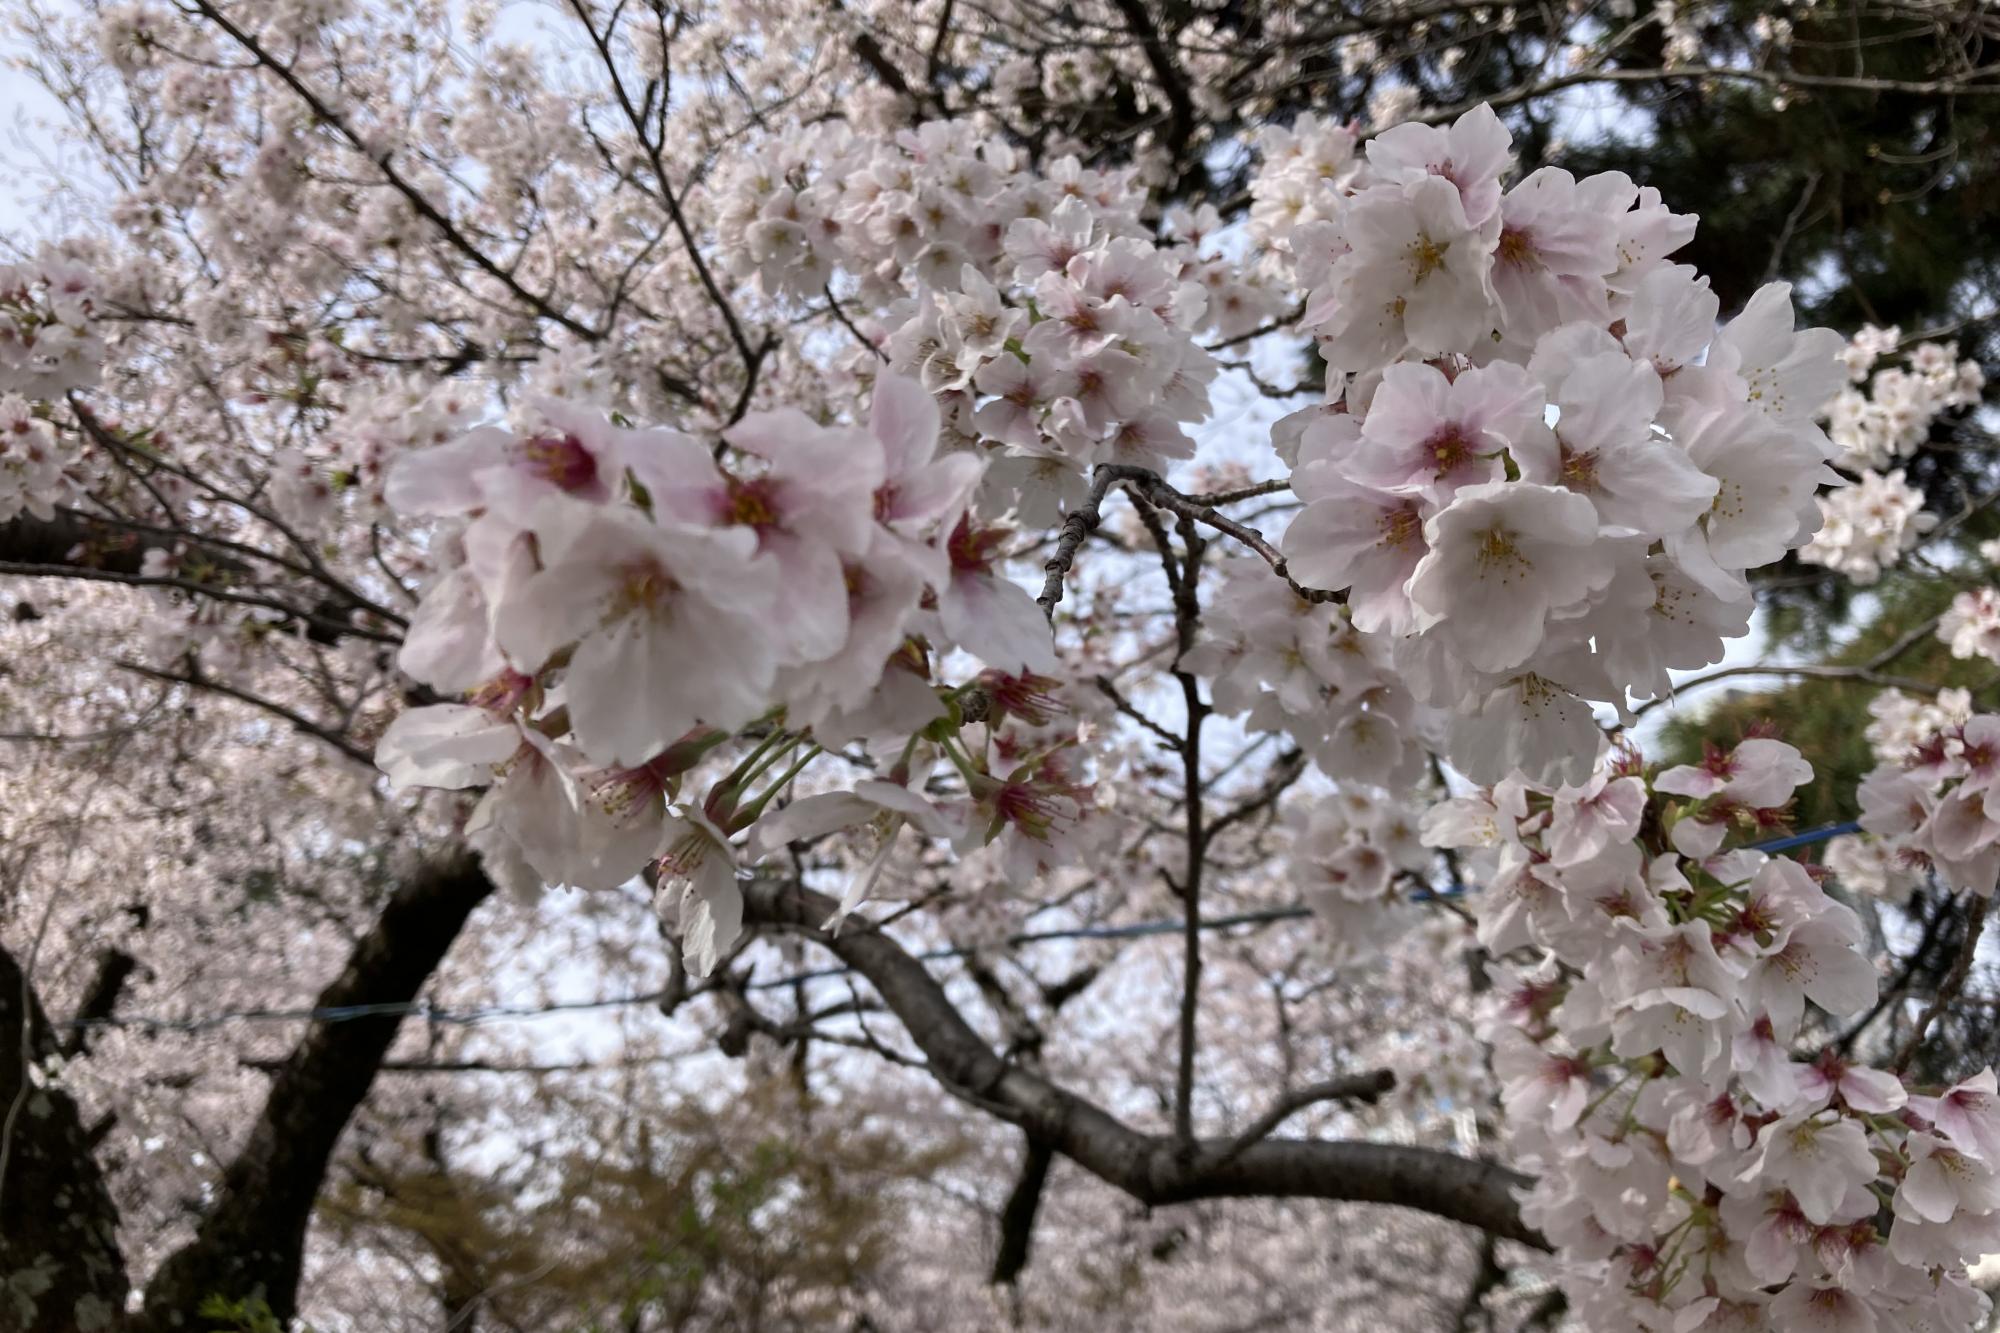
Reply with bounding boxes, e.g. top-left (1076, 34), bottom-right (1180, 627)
top-left (0, 559), bottom-right (399, 645)
top-left (990, 1133), bottom-right (1055, 1285)
top-left (0, 510), bottom-right (163, 574)
top-left (133, 855), bottom-right (495, 1329)
top-left (1, 501), bottom-right (401, 649)
top-left (741, 878), bottom-right (1543, 1247)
